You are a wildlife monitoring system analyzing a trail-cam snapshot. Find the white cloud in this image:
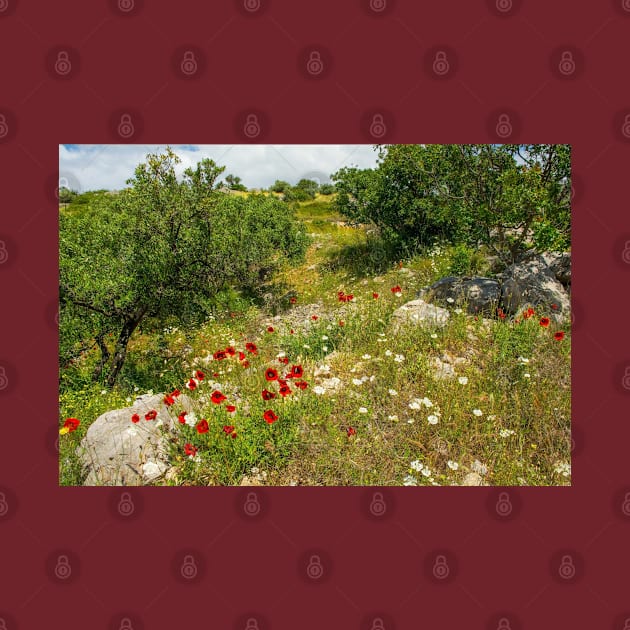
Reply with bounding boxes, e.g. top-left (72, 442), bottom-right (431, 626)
top-left (59, 144), bottom-right (379, 192)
